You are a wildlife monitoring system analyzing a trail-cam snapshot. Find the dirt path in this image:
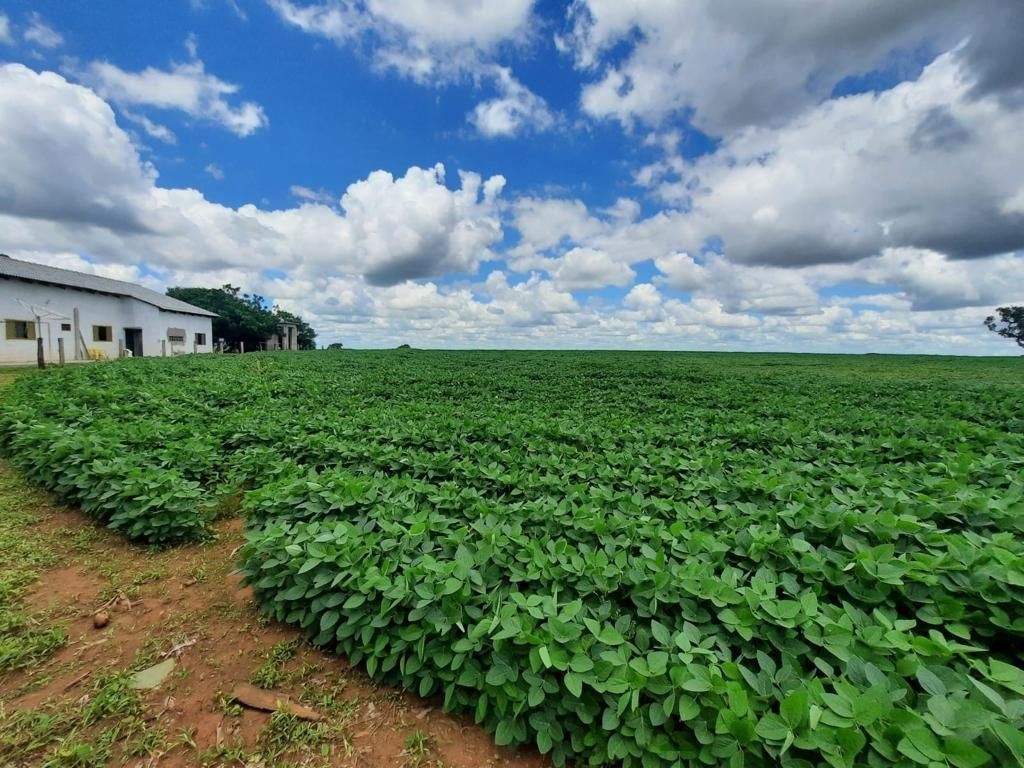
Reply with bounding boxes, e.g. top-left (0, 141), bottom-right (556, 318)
top-left (0, 461), bottom-right (549, 768)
